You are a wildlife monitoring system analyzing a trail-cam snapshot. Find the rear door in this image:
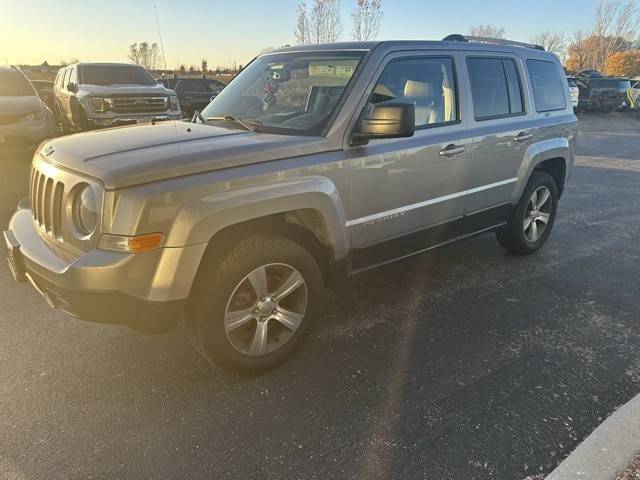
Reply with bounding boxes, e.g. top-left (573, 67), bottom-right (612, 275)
top-left (346, 51), bottom-right (472, 270)
top-left (463, 54), bottom-right (531, 230)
